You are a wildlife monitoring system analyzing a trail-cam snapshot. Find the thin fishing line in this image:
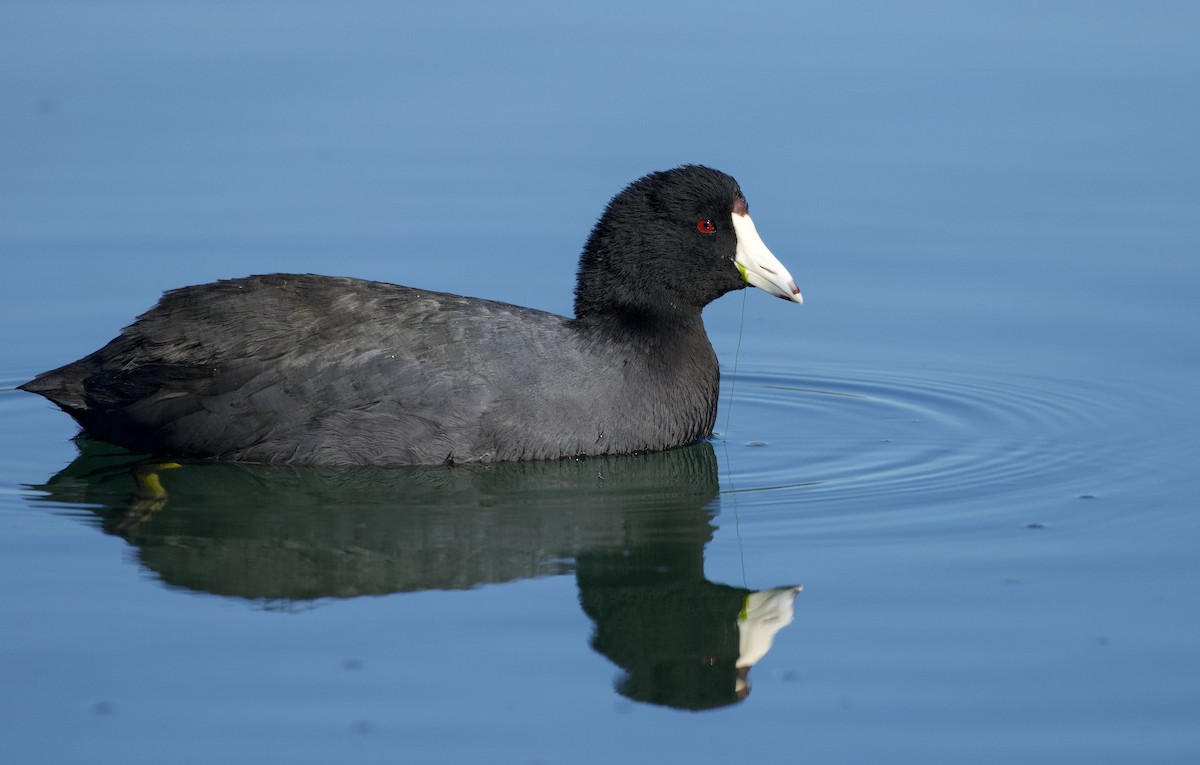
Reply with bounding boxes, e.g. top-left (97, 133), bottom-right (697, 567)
top-left (721, 287), bottom-right (749, 589)
top-left (723, 289), bottom-right (748, 437)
